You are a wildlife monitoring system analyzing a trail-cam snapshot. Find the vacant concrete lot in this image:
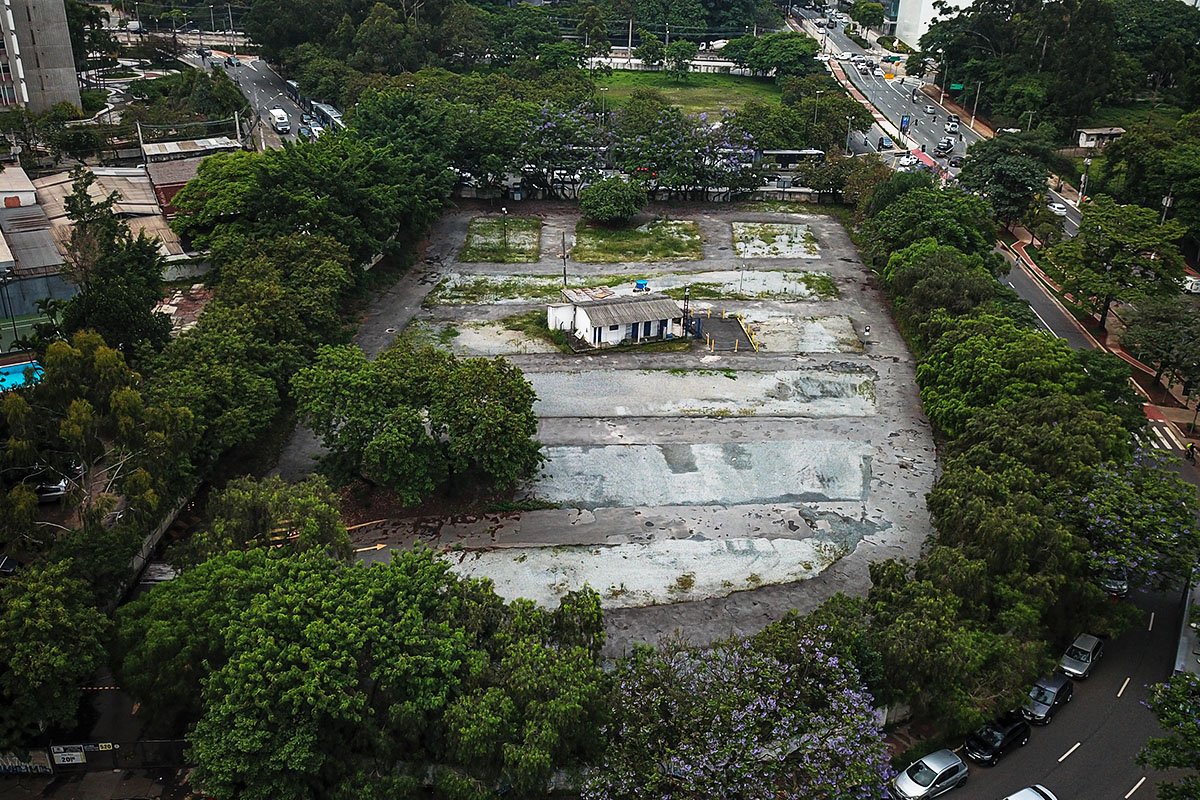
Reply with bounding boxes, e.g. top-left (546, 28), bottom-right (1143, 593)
top-left (323, 203), bottom-right (936, 656)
